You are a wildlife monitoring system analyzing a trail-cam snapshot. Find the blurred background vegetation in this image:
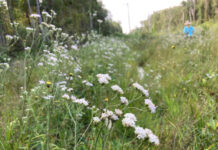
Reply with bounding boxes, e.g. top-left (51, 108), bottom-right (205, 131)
top-left (138, 0), bottom-right (218, 33)
top-left (0, 0), bottom-right (122, 42)
top-left (0, 0), bottom-right (218, 54)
